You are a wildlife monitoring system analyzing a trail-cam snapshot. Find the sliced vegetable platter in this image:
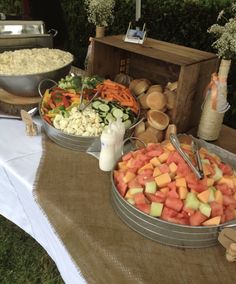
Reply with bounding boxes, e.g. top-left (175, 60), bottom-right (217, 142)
top-left (40, 74), bottom-right (139, 137)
